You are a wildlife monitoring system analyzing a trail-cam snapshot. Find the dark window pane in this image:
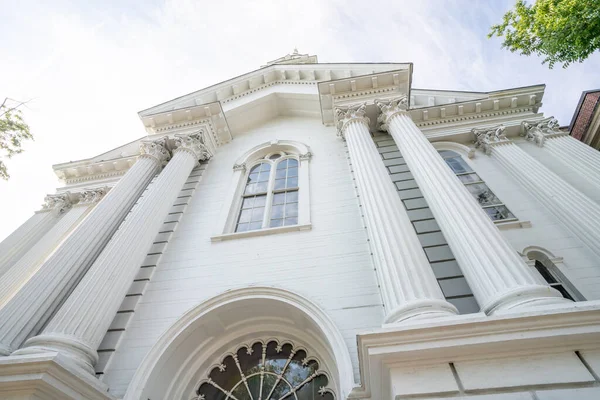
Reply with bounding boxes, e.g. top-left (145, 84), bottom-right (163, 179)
top-left (484, 205), bottom-right (515, 221)
top-left (269, 154), bottom-right (281, 160)
top-left (249, 164), bottom-right (261, 174)
top-left (553, 284), bottom-right (575, 301)
top-left (457, 173), bottom-right (481, 184)
top-left (535, 261), bottom-right (558, 283)
top-left (288, 159), bottom-right (298, 167)
top-left (258, 172), bottom-right (270, 182)
top-left (467, 183), bottom-right (501, 206)
top-left (438, 150), bottom-right (459, 159)
top-left (236, 223), bottom-right (248, 233)
top-left (260, 163), bottom-right (271, 172)
top-left (287, 167), bottom-right (298, 177)
top-left (248, 173), bottom-right (259, 183)
top-left (445, 156), bottom-right (472, 174)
